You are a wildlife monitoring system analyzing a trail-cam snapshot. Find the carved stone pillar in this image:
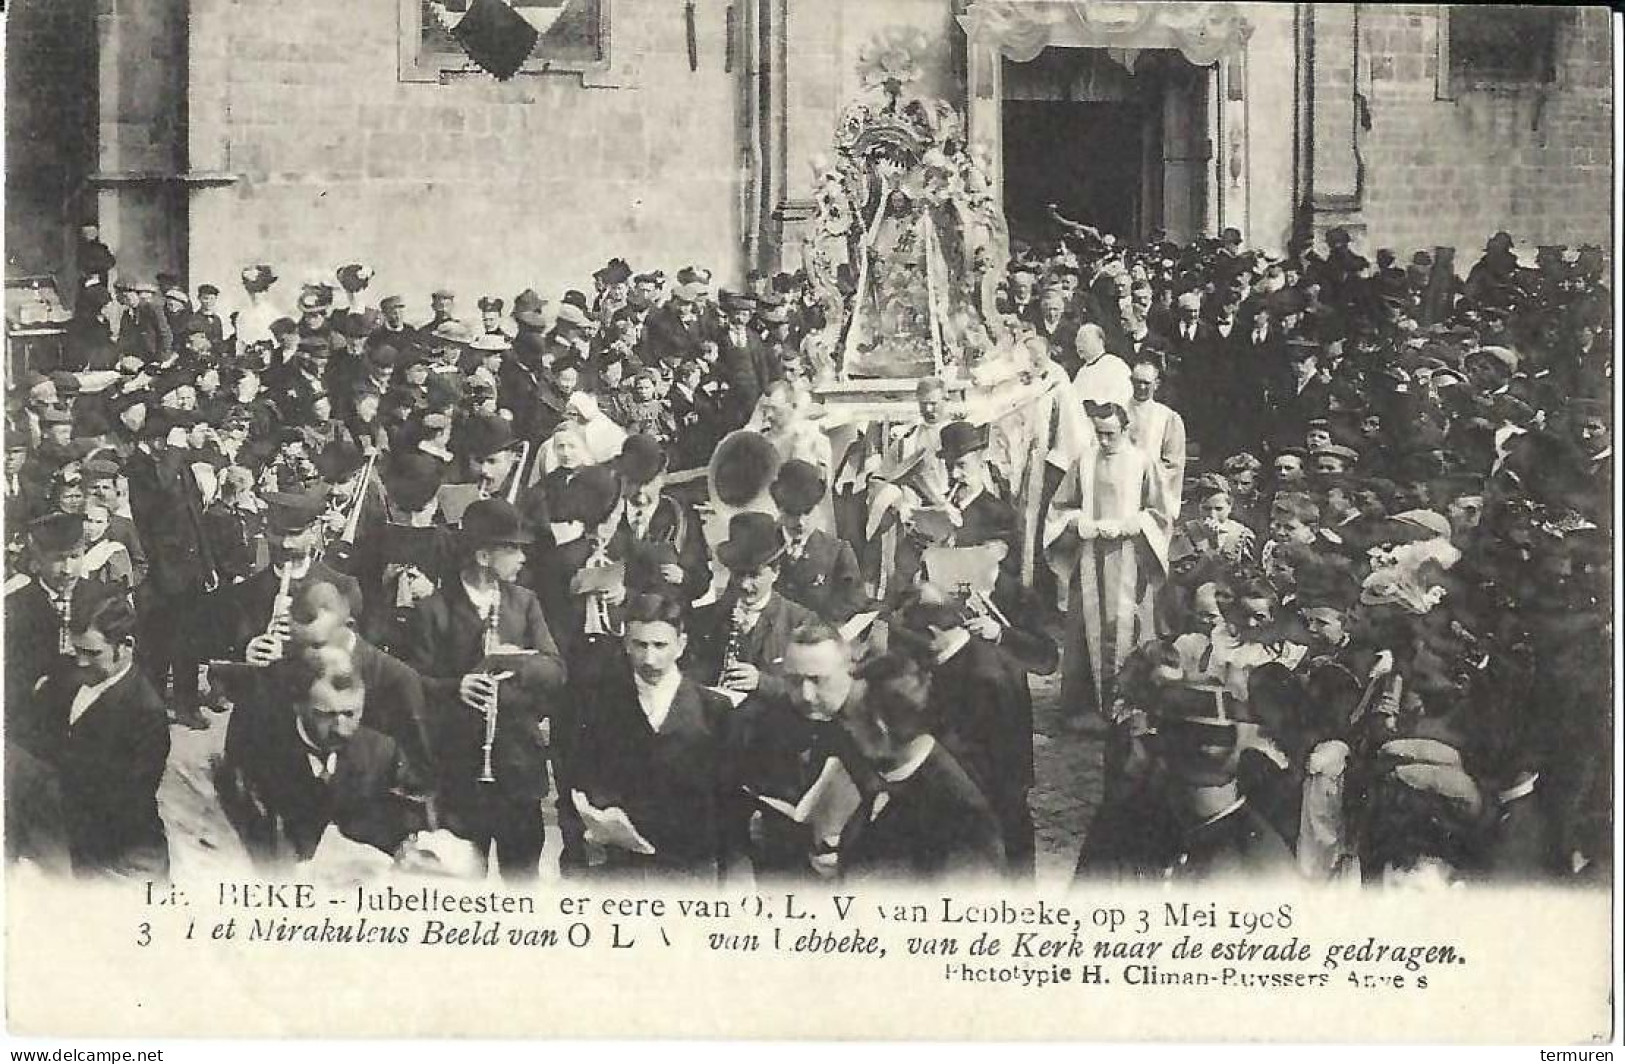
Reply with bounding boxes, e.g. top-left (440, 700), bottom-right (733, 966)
top-left (1303, 2), bottom-right (1365, 243)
